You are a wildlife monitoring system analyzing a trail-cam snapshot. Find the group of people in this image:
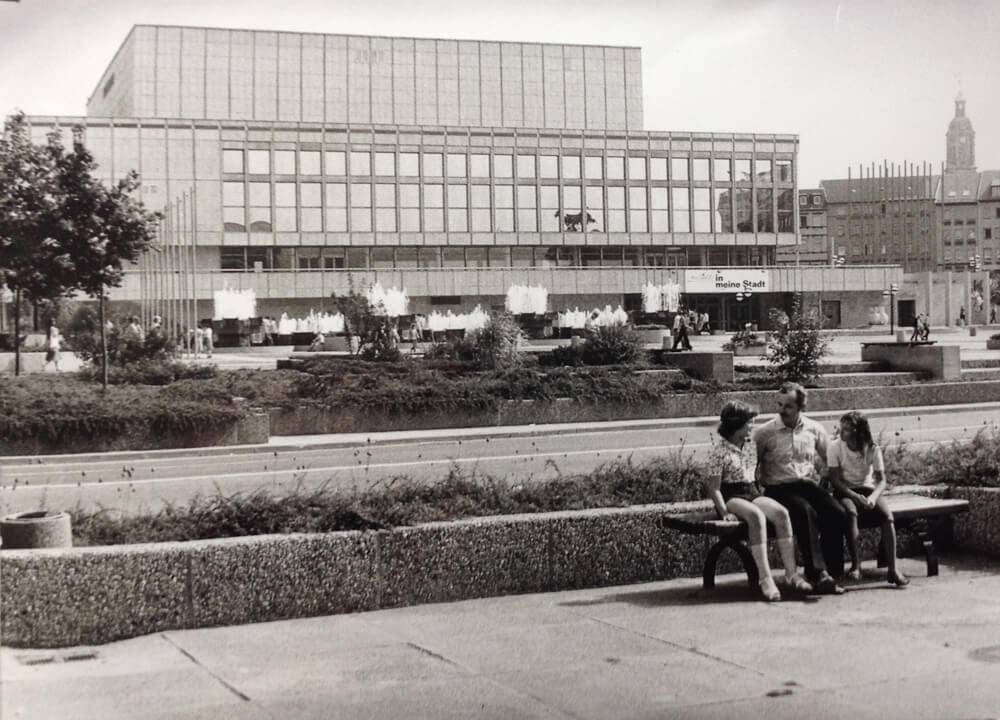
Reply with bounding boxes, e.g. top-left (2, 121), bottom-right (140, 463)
top-left (910, 314), bottom-right (931, 341)
top-left (705, 383), bottom-right (909, 602)
top-left (671, 309), bottom-right (711, 351)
